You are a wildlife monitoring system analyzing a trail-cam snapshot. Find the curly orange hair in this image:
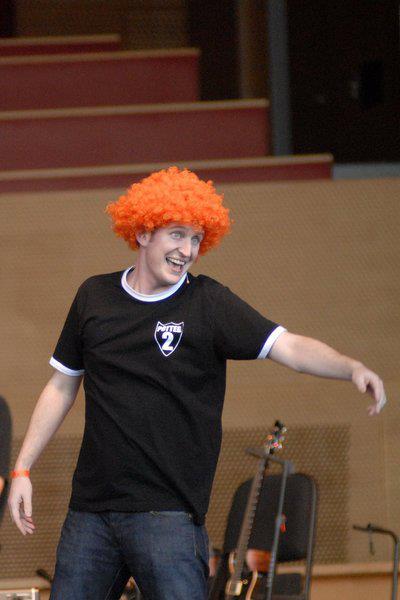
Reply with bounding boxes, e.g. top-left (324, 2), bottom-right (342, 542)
top-left (106, 166), bottom-right (231, 254)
